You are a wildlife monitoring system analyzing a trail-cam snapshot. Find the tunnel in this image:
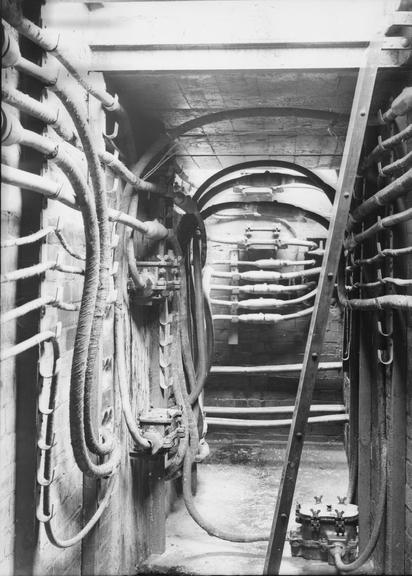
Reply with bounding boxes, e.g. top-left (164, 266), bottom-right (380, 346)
top-left (1, 1), bottom-right (412, 575)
